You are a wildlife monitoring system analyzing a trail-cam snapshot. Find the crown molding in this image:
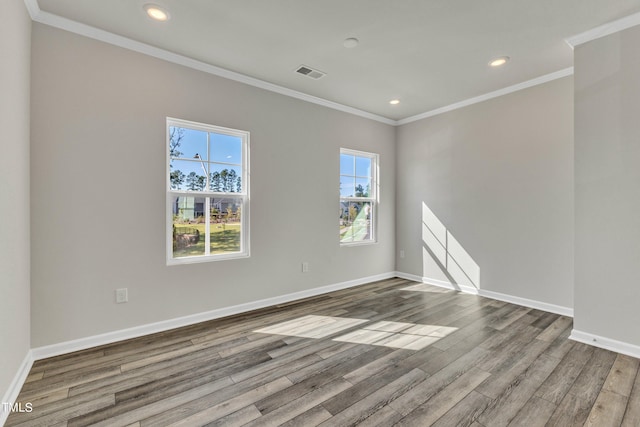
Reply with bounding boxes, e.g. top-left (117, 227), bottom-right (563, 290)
top-left (22, 0), bottom-right (40, 19)
top-left (24, 1), bottom-right (597, 127)
top-left (566, 11), bottom-right (640, 48)
top-left (27, 7), bottom-right (396, 126)
top-left (397, 67), bottom-right (574, 126)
